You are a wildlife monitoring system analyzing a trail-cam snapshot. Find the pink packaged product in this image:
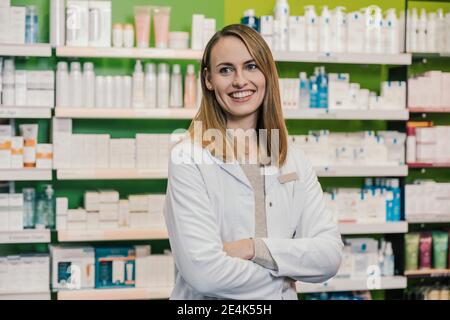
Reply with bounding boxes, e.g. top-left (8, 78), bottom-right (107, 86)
top-left (419, 232), bottom-right (432, 269)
